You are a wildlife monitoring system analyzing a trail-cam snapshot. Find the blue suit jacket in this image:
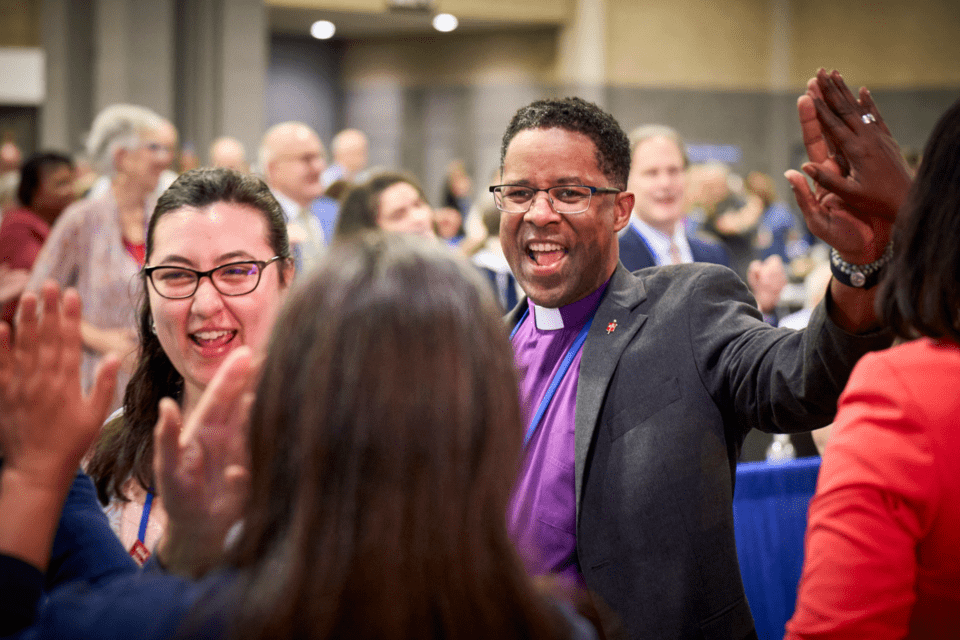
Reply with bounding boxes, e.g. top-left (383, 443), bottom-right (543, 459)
top-left (618, 223), bottom-right (730, 272)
